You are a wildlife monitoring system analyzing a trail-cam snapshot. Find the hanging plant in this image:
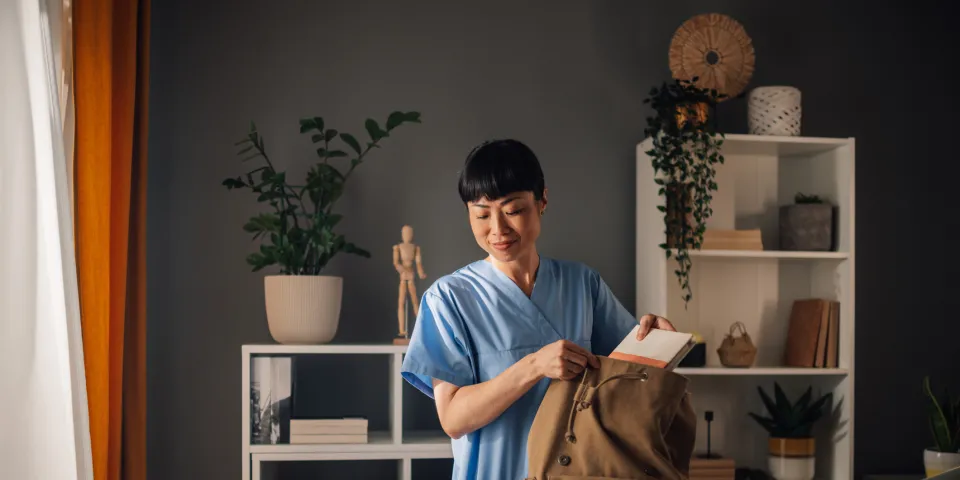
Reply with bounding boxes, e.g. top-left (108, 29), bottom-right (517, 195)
top-left (643, 77), bottom-right (726, 307)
